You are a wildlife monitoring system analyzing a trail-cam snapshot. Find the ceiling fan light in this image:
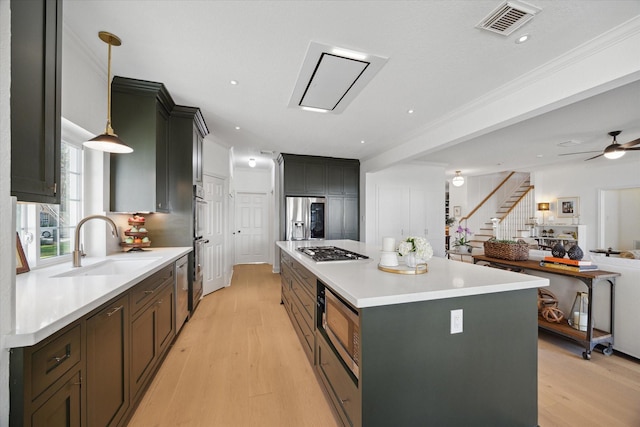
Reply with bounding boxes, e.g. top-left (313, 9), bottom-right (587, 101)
top-left (603, 141), bottom-right (625, 159)
top-left (248, 158), bottom-right (257, 168)
top-left (452, 171), bottom-right (465, 187)
top-left (604, 149), bottom-right (625, 159)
